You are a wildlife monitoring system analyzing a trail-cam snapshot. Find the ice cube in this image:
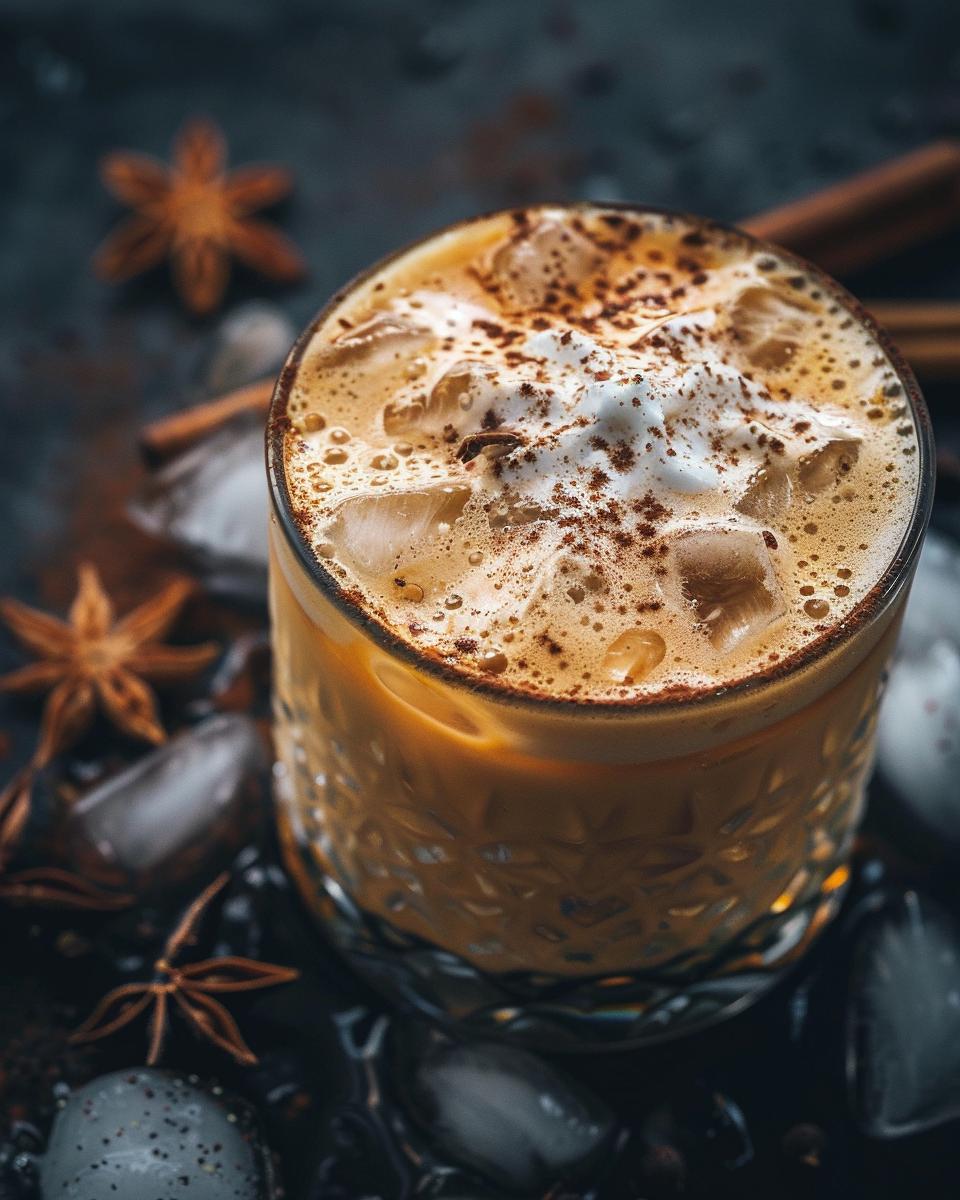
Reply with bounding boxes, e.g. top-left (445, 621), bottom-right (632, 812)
top-left (729, 285), bottom-right (813, 370)
top-left (735, 464), bottom-right (793, 520)
top-left (397, 1035), bottom-right (615, 1191)
top-left (204, 301), bottom-right (296, 393)
top-left (672, 527), bottom-right (785, 653)
top-left (40, 1069), bottom-right (271, 1200)
top-left (384, 360), bottom-right (499, 435)
top-left (129, 413), bottom-right (268, 601)
top-left (602, 628), bottom-right (667, 682)
top-left (325, 486), bottom-right (470, 577)
top-left (320, 313), bottom-right (430, 368)
top-left (797, 432), bottom-right (860, 495)
top-left (485, 486), bottom-right (553, 530)
top-left (66, 714), bottom-right (267, 895)
top-left (894, 530), bottom-right (960, 659)
top-left (491, 216), bottom-right (603, 307)
top-left (848, 891), bottom-right (960, 1137)
top-left (427, 360), bottom-right (500, 420)
top-left (876, 640), bottom-right (960, 846)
